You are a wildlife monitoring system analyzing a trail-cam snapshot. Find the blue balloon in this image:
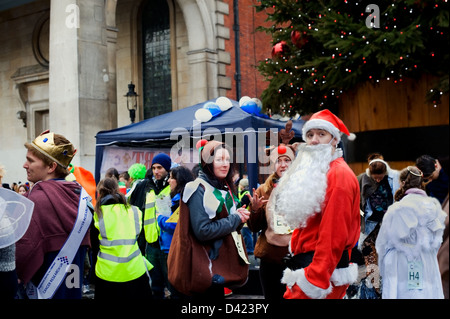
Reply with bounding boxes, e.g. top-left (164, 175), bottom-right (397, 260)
top-left (241, 101), bottom-right (258, 115)
top-left (203, 102), bottom-right (222, 117)
top-left (252, 98), bottom-right (263, 113)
